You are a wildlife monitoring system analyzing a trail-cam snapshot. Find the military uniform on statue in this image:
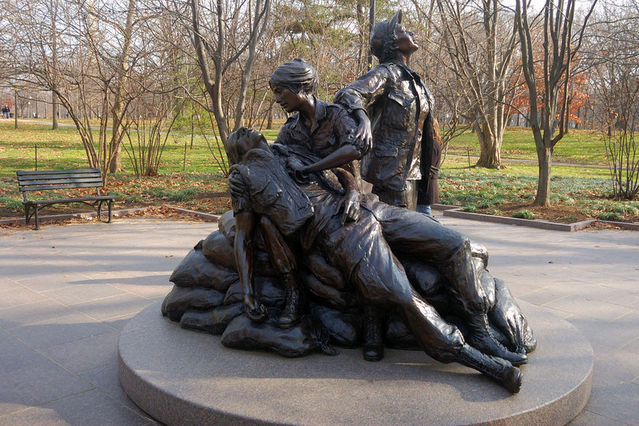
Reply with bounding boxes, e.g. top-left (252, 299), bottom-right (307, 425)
top-left (335, 10), bottom-right (435, 212)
